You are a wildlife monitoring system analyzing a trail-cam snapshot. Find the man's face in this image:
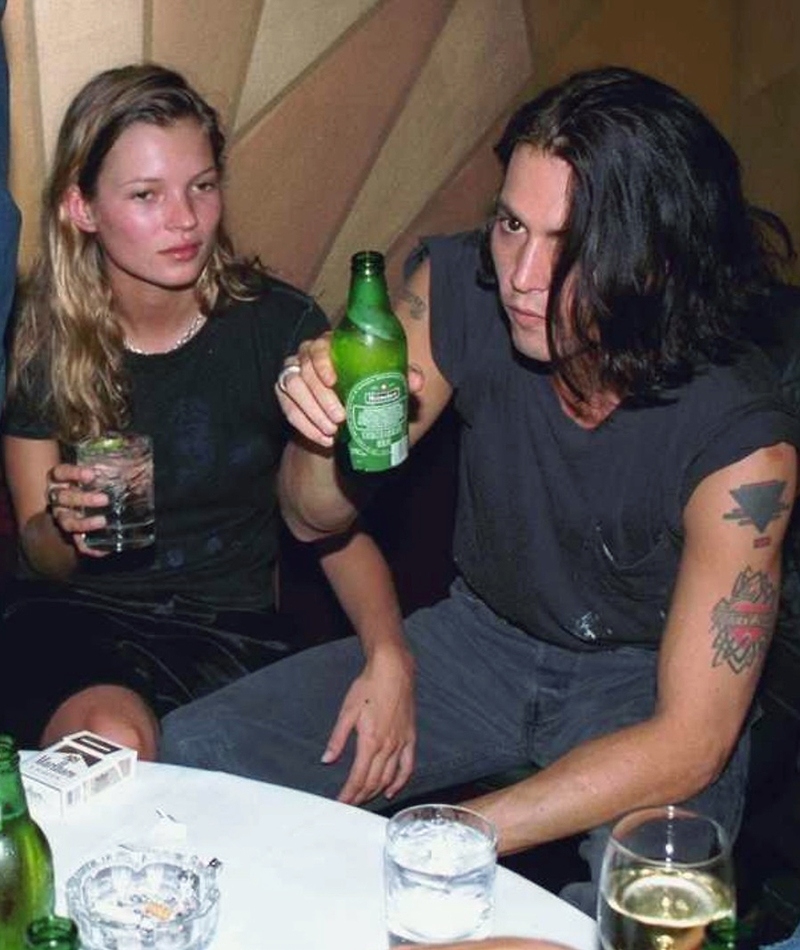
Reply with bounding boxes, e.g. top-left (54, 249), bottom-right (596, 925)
top-left (490, 145), bottom-right (572, 363)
